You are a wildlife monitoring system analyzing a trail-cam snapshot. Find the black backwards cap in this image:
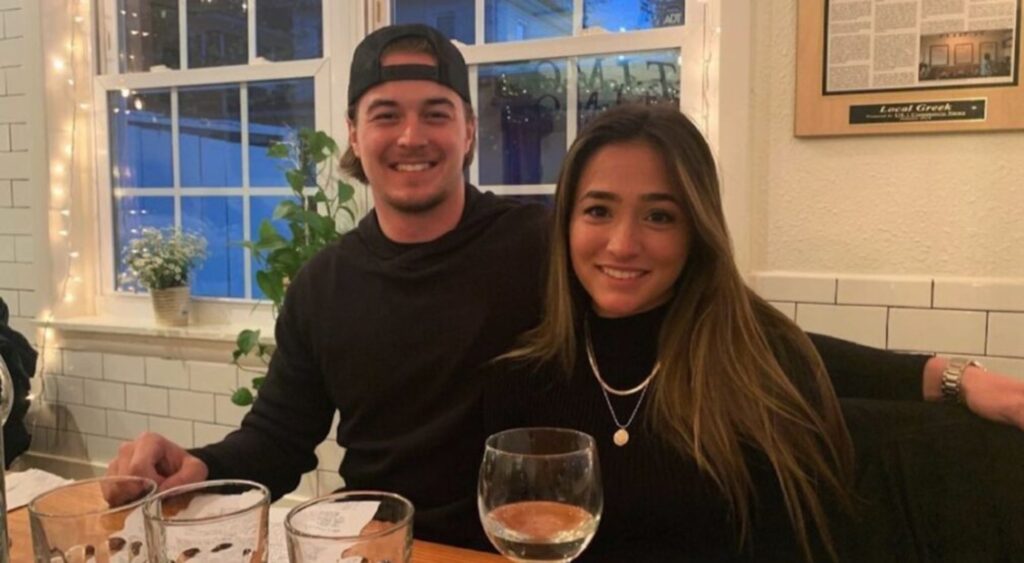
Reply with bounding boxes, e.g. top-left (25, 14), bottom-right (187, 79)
top-left (348, 24), bottom-right (471, 107)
